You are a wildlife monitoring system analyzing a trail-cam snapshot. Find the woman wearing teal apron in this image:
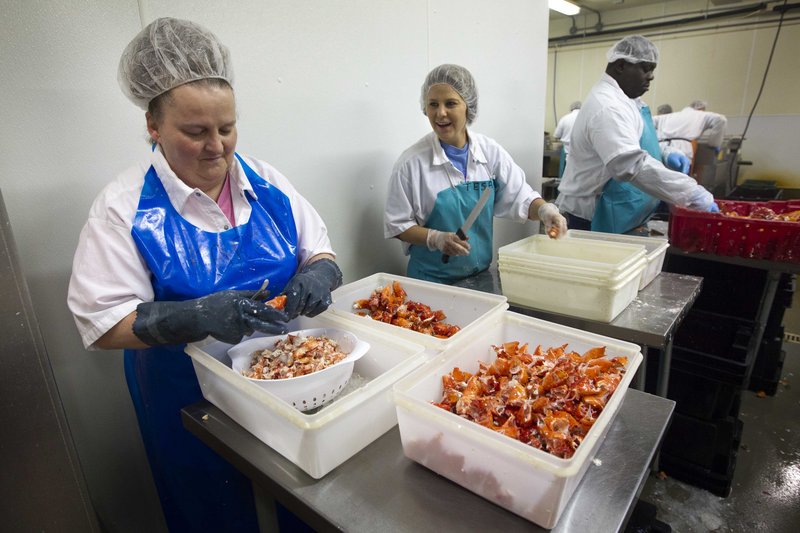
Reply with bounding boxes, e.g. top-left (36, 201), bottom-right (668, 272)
top-left (384, 64), bottom-right (567, 284)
